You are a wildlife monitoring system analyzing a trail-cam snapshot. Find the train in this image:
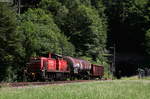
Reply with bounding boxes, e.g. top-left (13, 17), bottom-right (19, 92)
top-left (24, 53), bottom-right (104, 81)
